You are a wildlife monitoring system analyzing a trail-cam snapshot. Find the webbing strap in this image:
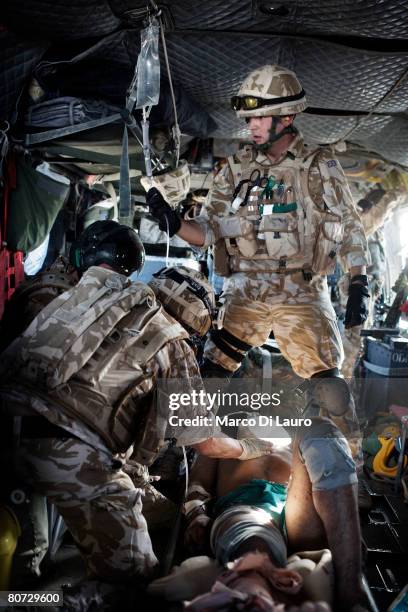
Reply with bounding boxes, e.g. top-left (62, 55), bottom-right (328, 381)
top-left (119, 125), bottom-right (132, 223)
top-left (261, 347), bottom-right (273, 396)
top-left (216, 327), bottom-right (253, 352)
top-left (24, 113), bottom-right (122, 146)
top-left (210, 329), bottom-right (244, 363)
top-left (117, 53), bottom-right (141, 226)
